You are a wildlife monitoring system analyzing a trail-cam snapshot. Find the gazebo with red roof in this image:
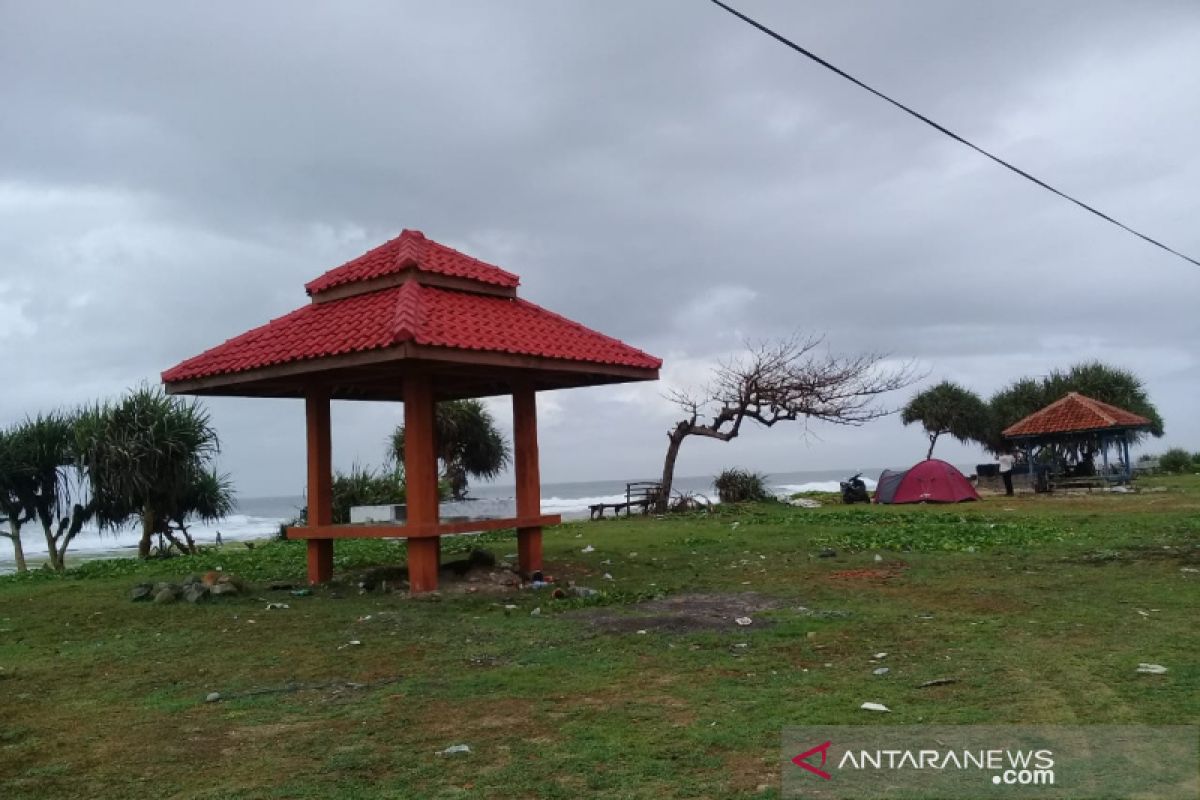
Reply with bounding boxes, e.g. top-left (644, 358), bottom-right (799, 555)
top-left (1002, 391), bottom-right (1152, 483)
top-left (162, 229), bottom-right (661, 592)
